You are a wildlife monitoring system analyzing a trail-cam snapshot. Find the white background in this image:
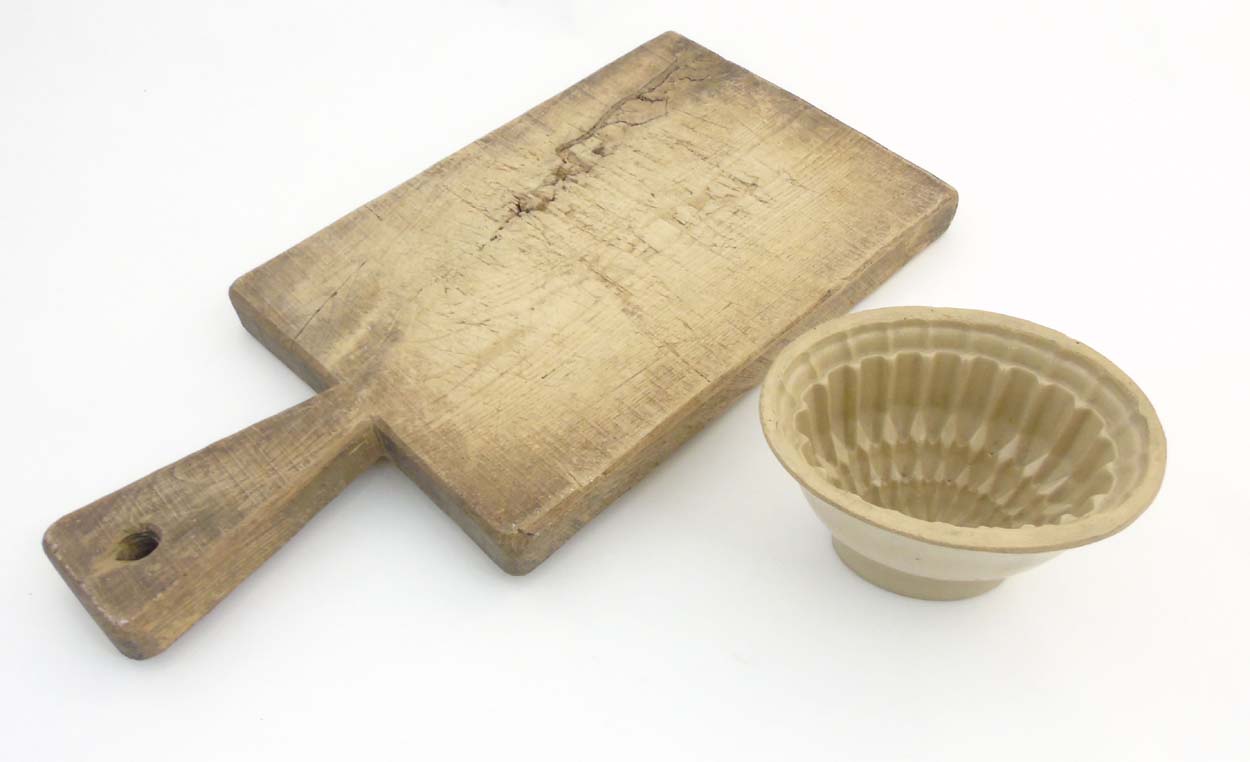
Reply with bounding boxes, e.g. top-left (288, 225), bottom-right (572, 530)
top-left (3, 1), bottom-right (1248, 759)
